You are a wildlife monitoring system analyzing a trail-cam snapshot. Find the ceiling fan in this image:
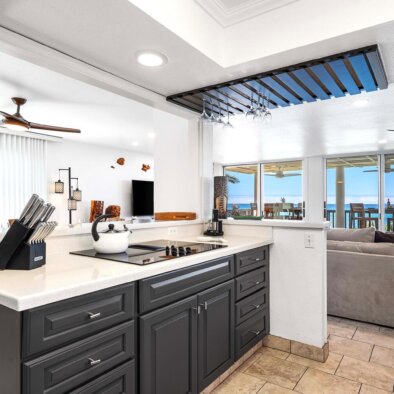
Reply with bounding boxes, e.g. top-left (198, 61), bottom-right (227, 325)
top-left (265, 166), bottom-right (301, 178)
top-left (0, 97), bottom-right (81, 135)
